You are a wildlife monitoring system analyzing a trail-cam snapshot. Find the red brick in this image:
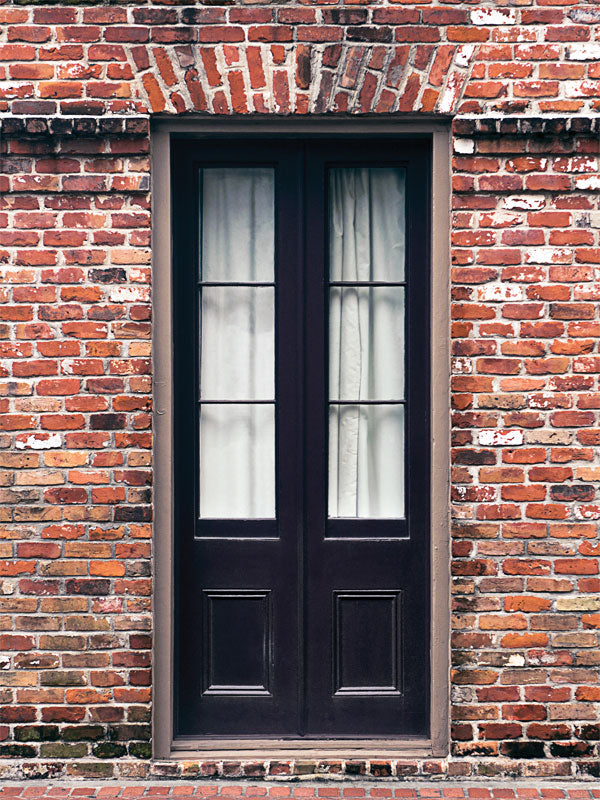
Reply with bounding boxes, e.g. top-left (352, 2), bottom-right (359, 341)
top-left (0, 7), bottom-right (597, 779)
